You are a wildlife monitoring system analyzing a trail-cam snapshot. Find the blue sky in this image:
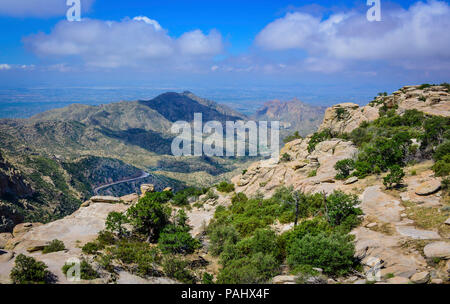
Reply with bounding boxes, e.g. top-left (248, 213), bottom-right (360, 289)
top-left (0, 0), bottom-right (449, 115)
